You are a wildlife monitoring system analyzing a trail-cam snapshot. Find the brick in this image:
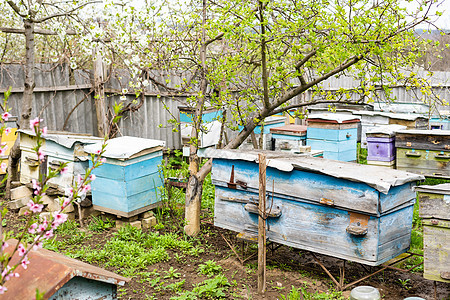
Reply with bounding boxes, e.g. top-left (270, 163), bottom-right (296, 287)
top-left (141, 211), bottom-right (154, 219)
top-left (11, 186), bottom-right (32, 200)
top-left (130, 220), bottom-right (142, 229)
top-left (142, 216), bottom-right (157, 229)
top-left (8, 197), bottom-right (30, 209)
